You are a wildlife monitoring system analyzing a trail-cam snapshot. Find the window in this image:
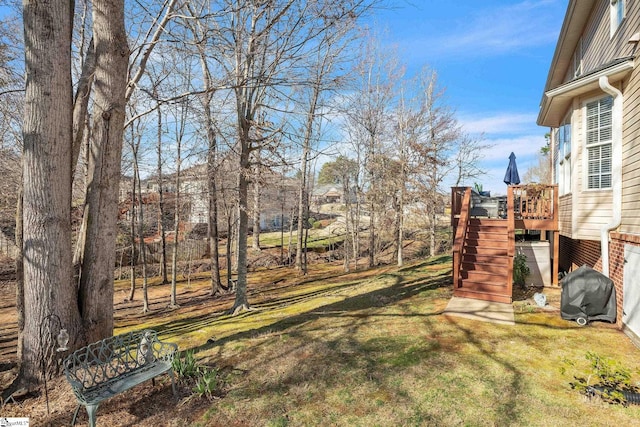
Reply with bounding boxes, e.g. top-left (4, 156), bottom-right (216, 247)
top-left (585, 97), bottom-right (613, 190)
top-left (554, 116), bottom-right (571, 195)
top-left (611, 0), bottom-right (625, 37)
top-left (573, 38), bottom-right (583, 78)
